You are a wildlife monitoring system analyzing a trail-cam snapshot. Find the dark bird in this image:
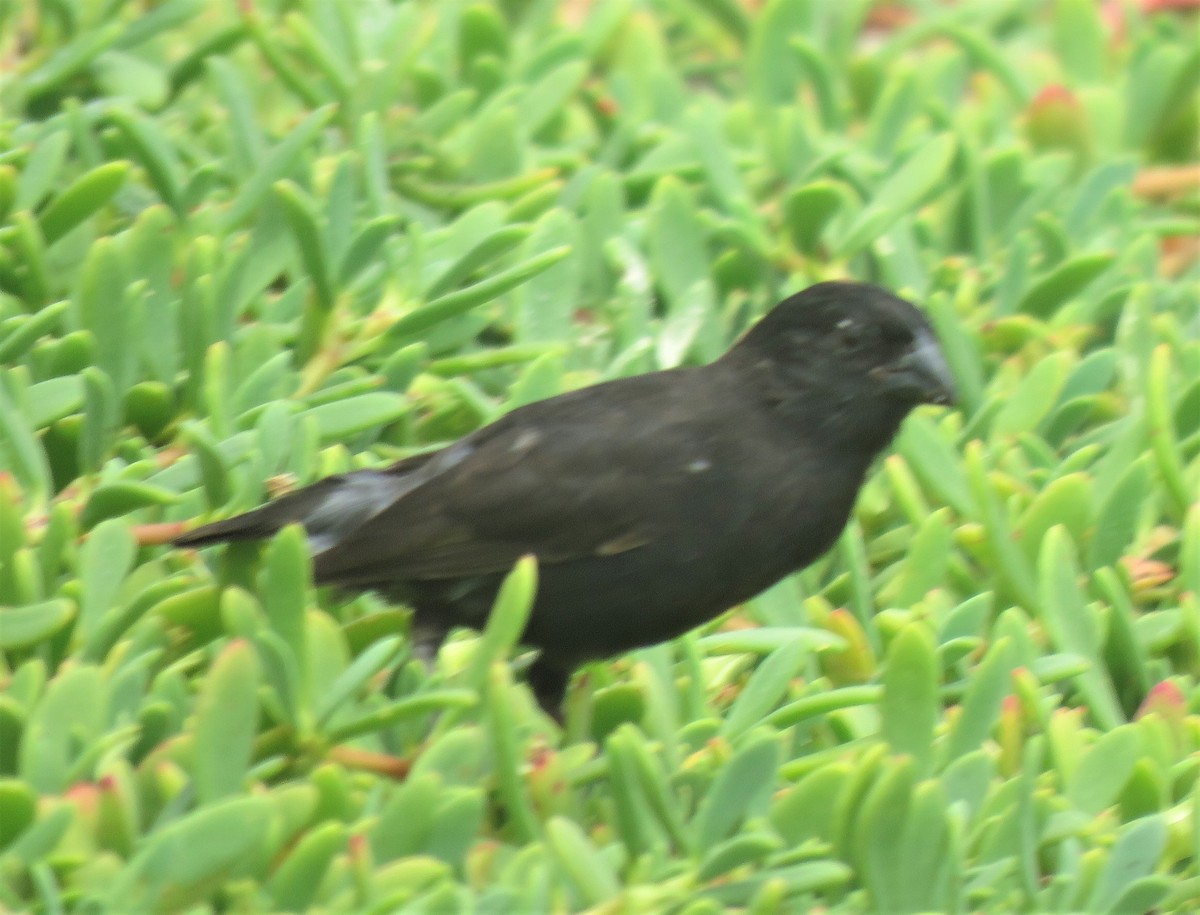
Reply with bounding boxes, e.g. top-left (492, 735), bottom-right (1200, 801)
top-left (174, 282), bottom-right (955, 714)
